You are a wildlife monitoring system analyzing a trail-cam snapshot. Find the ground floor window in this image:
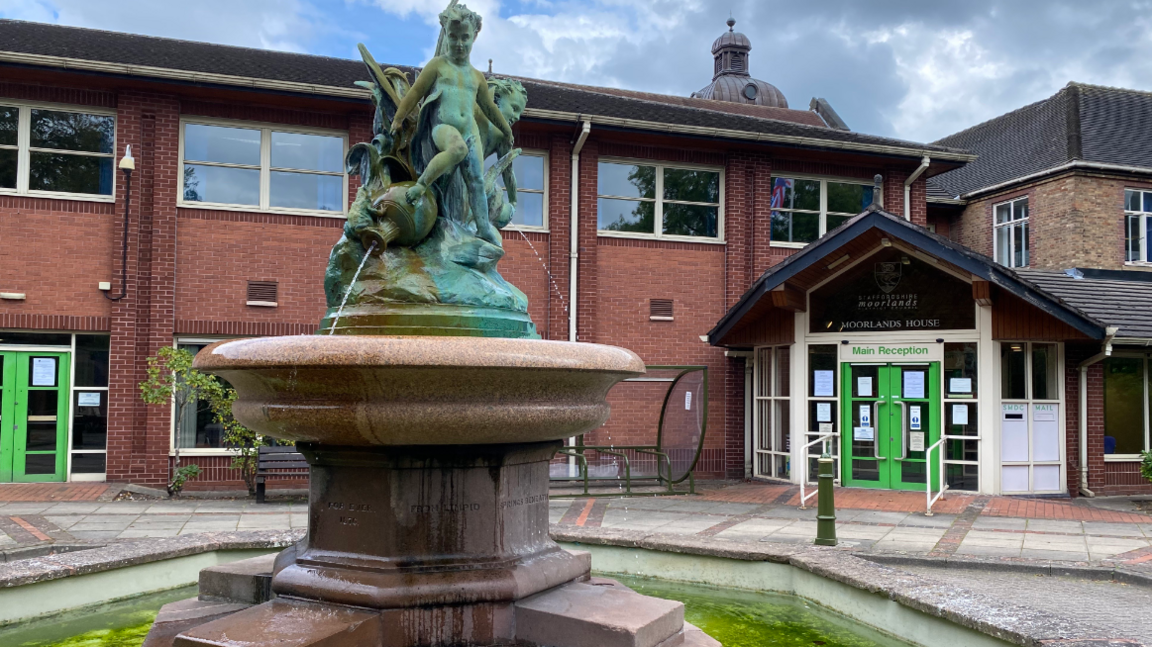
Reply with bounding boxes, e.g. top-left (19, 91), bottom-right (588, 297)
top-left (754, 345), bottom-right (791, 479)
top-left (804, 344), bottom-right (839, 482)
top-left (999, 342), bottom-right (1062, 492)
top-left (174, 340), bottom-right (234, 451)
top-left (943, 342), bottom-right (980, 491)
top-left (1103, 356), bottom-right (1151, 456)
